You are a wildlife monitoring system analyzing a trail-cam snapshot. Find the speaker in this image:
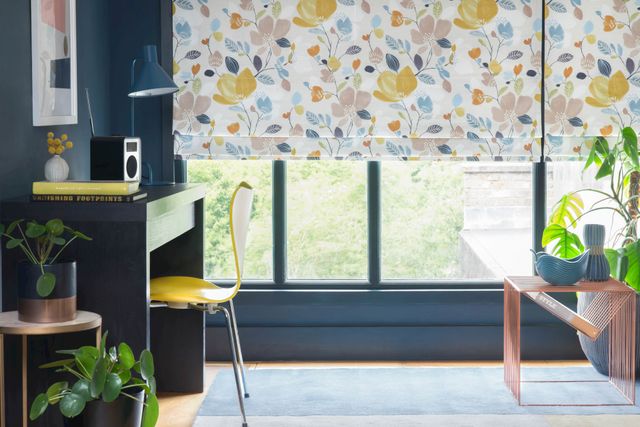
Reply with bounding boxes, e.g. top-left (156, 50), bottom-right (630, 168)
top-left (90, 137), bottom-right (141, 182)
